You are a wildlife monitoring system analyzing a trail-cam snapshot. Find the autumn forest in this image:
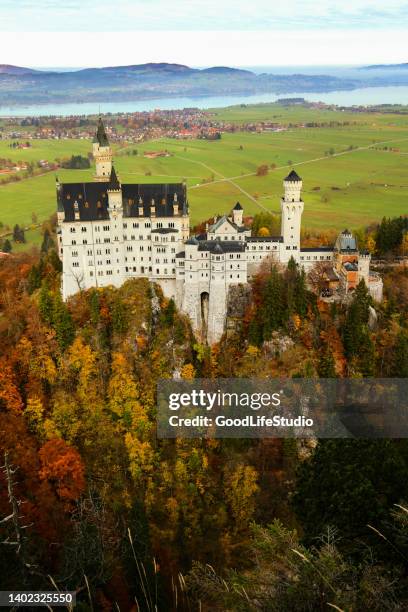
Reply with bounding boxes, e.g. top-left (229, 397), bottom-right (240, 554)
top-left (0, 214), bottom-right (408, 611)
